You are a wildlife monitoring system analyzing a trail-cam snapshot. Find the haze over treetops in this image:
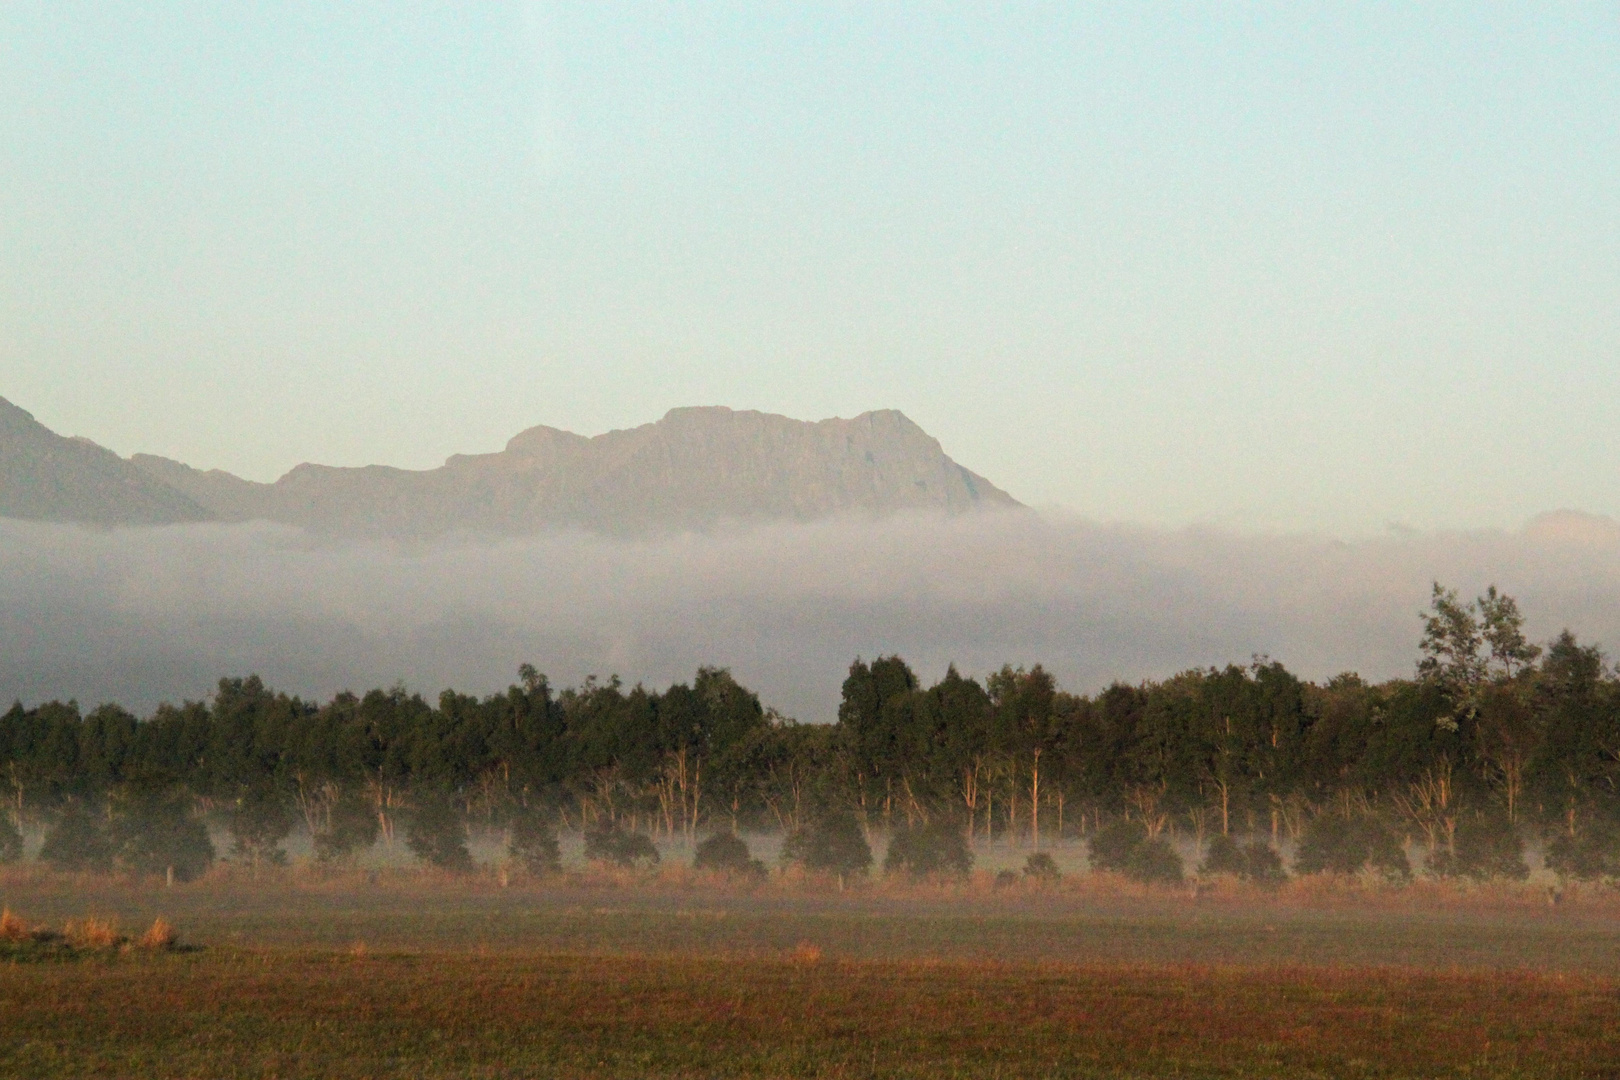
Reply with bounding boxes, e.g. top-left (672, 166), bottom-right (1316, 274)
top-left (0, 396), bottom-right (1016, 536)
